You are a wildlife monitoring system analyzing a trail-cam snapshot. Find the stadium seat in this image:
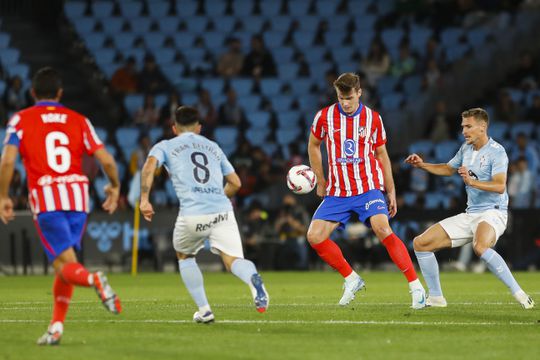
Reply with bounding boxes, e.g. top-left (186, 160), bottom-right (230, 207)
top-left (98, 63), bottom-right (118, 78)
top-left (247, 111), bottom-right (271, 129)
top-left (441, 27), bottom-right (464, 47)
top-left (148, 0), bottom-right (170, 17)
top-left (149, 127), bottom-right (163, 144)
top-left (0, 33), bottom-right (10, 48)
top-left (123, 95), bottom-right (144, 117)
top-left (93, 176), bottom-right (109, 201)
top-left (506, 88), bottom-right (524, 104)
top-left (271, 95), bottom-right (294, 112)
top-left (510, 122), bottom-right (534, 139)
top-left (123, 48), bottom-right (146, 64)
top-left (233, 0), bottom-right (254, 16)
top-left (277, 63), bottom-right (299, 80)
top-left (331, 47), bottom-right (354, 62)
top-left (276, 129), bottom-right (300, 146)
top-left (409, 140), bottom-right (434, 157)
top-left (203, 32), bottom-right (226, 48)
top-left (289, 78), bottom-right (314, 94)
top-left (92, 1), bottom-right (114, 18)
top-left (237, 95), bottom-right (261, 113)
top-left (129, 17), bottom-right (153, 35)
top-left (409, 26), bottom-right (432, 54)
top-left (173, 33), bottom-right (196, 48)
top-left (434, 140), bottom-right (460, 163)
top-left (203, 0), bottom-right (226, 16)
top-left (277, 111), bottom-right (301, 130)
top-left (297, 95), bottom-right (318, 112)
top-left (260, 1), bottom-right (281, 16)
top-left (292, 31), bottom-right (315, 46)
top-left (269, 16), bottom-right (292, 32)
top-left (379, 92), bottom-right (404, 111)
top-left (272, 47), bottom-right (294, 63)
top-left (159, 17), bottom-right (180, 33)
top-left (83, 33), bottom-right (106, 50)
top-left (297, 16), bottom-right (320, 32)
top-left (0, 48), bottom-right (20, 67)
top-left (323, 31), bottom-right (345, 48)
top-left (118, 1), bottom-right (142, 17)
top-left (445, 44), bottom-right (470, 62)
top-left (337, 62), bottom-right (358, 74)
top-left (153, 48), bottom-right (177, 66)
top-left (113, 33), bottom-right (136, 50)
top-left (143, 33), bottom-right (166, 49)
top-left (525, 90), bottom-right (540, 107)
top-left (403, 75), bottom-right (423, 96)
top-left (467, 28), bottom-right (489, 47)
top-left (65, 1), bottom-right (87, 19)
top-left (351, 31), bottom-right (374, 49)
top-left (200, 78), bottom-right (224, 97)
top-left (185, 17), bottom-right (208, 33)
top-left (72, 17), bottom-right (96, 34)
top-left (263, 31), bottom-right (286, 48)
top-left (182, 48), bottom-right (206, 63)
top-left (94, 127), bottom-right (108, 143)
top-left (165, 180), bottom-right (179, 205)
top-left (230, 78), bottom-right (254, 97)
top-left (214, 126), bottom-right (238, 146)
top-left (489, 122), bottom-right (508, 141)
top-left (288, 0), bottom-right (311, 16)
top-left (260, 79), bottom-right (283, 97)
top-left (94, 48), bottom-right (117, 65)
top-left (246, 128), bottom-right (270, 144)
top-left (7, 64), bottom-right (30, 80)
top-left (403, 192), bottom-right (417, 207)
top-left (212, 17), bottom-right (235, 33)
top-left (381, 28), bottom-right (404, 50)
top-left (116, 127), bottom-right (141, 148)
top-left (0, 82), bottom-right (5, 99)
